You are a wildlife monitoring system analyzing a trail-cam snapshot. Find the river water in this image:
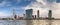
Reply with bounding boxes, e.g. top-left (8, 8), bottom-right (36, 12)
top-left (0, 20), bottom-right (26, 25)
top-left (0, 20), bottom-right (60, 25)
